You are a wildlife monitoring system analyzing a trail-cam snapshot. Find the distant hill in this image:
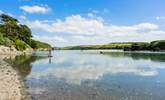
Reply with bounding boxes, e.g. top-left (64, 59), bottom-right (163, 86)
top-left (61, 40), bottom-right (165, 51)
